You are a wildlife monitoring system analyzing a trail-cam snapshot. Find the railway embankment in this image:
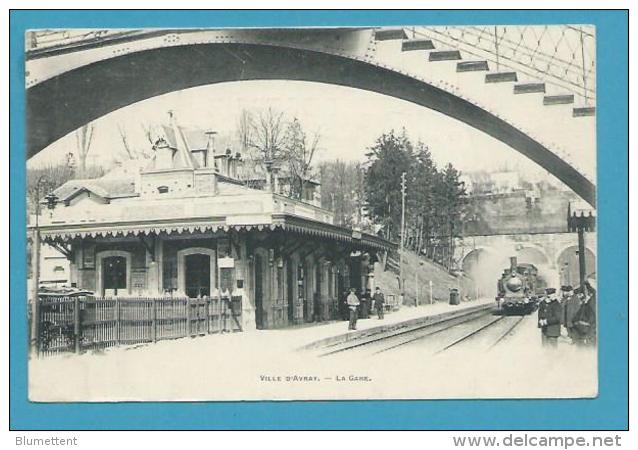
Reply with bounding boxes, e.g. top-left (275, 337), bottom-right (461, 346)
top-left (375, 250), bottom-right (475, 305)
